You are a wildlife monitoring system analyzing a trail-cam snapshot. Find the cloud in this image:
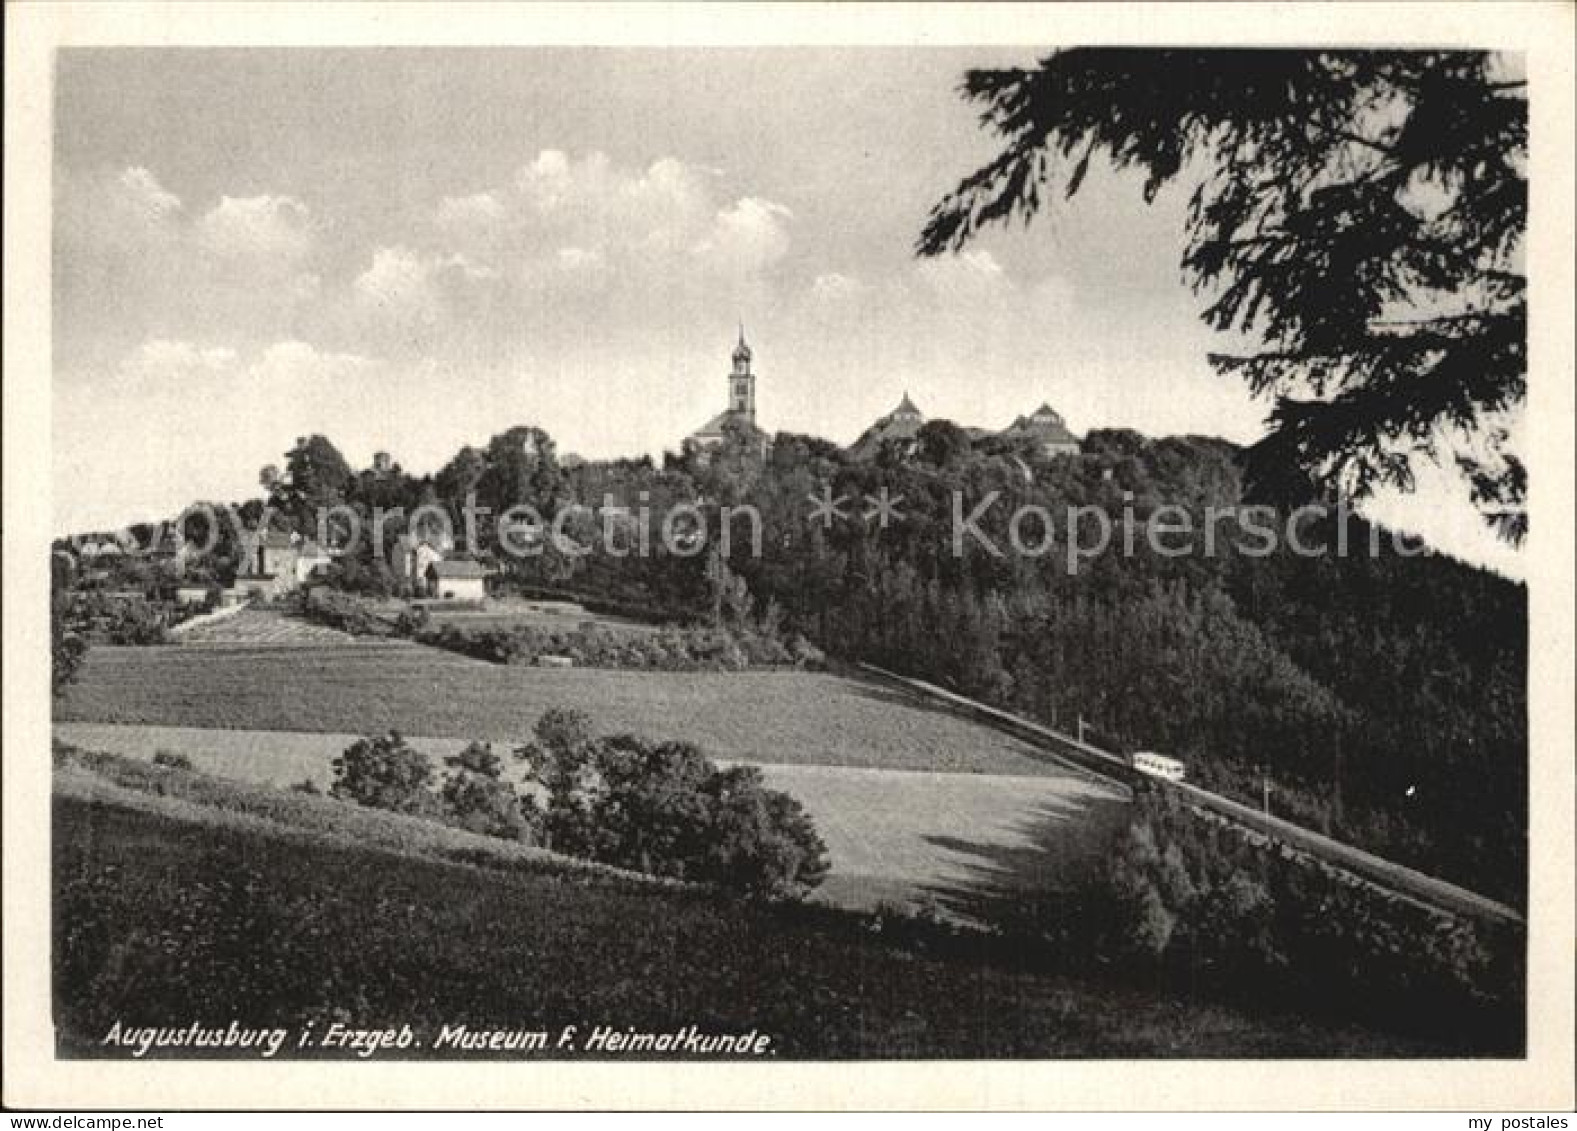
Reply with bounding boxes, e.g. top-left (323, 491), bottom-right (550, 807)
top-left (196, 194), bottom-right (313, 260)
top-left (106, 337), bottom-right (368, 396)
top-left (250, 340), bottom-right (372, 385)
top-left (437, 149), bottom-right (790, 287)
top-left (810, 272), bottom-right (866, 304)
top-left (55, 167), bottom-right (325, 362)
top-left (695, 197), bottom-right (794, 275)
top-left (436, 191), bottom-right (506, 229)
top-left (352, 246), bottom-right (503, 326)
top-left (117, 339), bottom-right (240, 384)
top-left (355, 246), bottom-right (436, 310)
top-left (54, 338), bottom-right (380, 530)
top-left (337, 149), bottom-right (800, 356)
top-left (114, 166), bottom-right (182, 223)
top-left (916, 249), bottom-right (1008, 299)
top-left (56, 166), bottom-right (183, 260)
